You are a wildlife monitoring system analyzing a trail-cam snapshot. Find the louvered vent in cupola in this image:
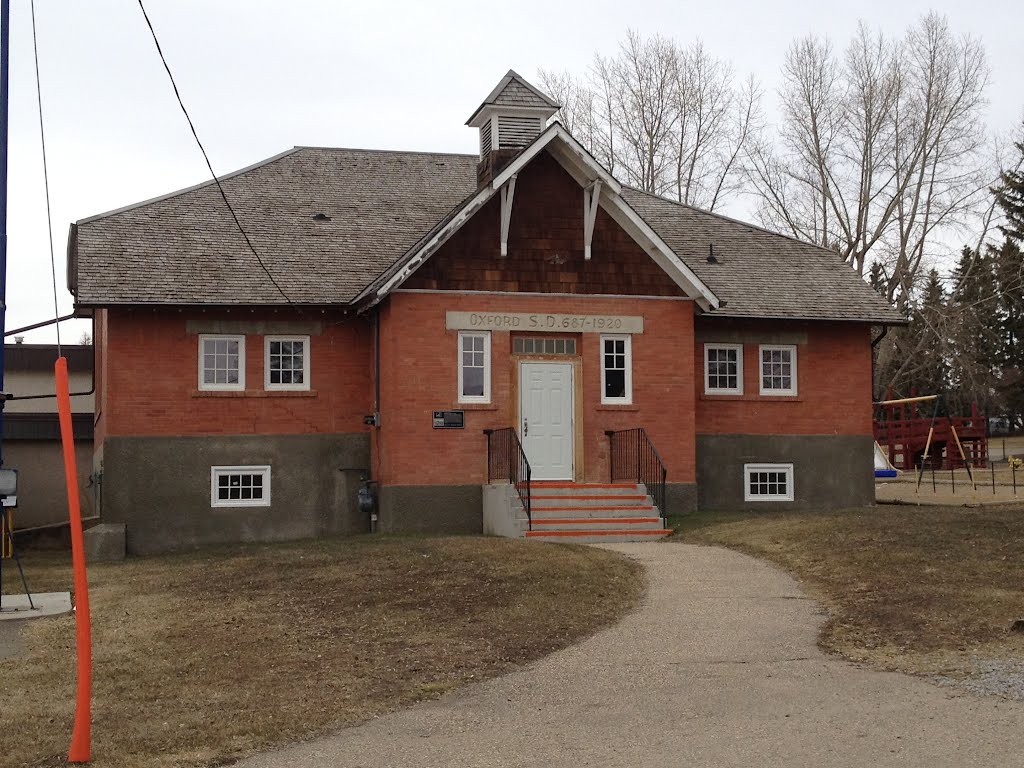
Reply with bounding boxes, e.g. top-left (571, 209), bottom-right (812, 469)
top-left (480, 120), bottom-right (493, 158)
top-left (497, 115), bottom-right (543, 148)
